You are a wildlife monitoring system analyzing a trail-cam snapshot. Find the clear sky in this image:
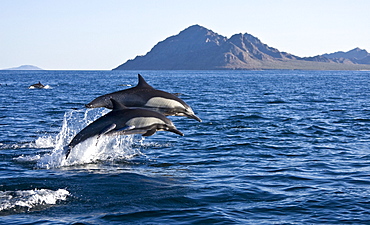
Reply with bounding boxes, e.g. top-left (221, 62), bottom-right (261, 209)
top-left (1, 0), bottom-right (369, 70)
